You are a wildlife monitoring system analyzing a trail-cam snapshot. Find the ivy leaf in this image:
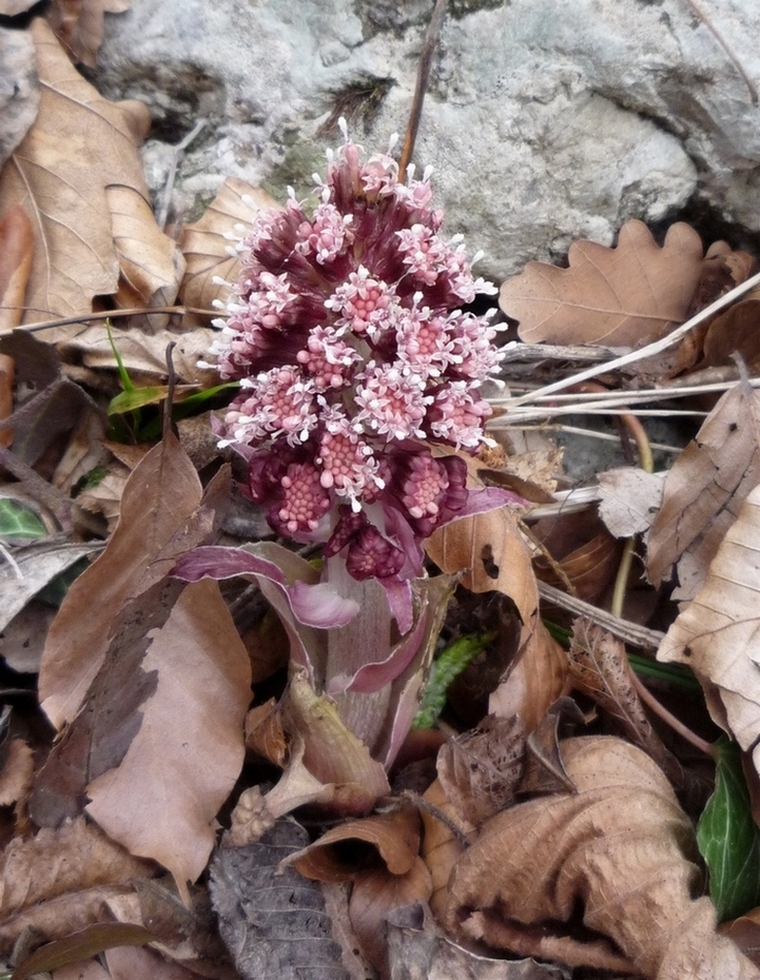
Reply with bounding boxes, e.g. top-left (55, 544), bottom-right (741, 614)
top-left (697, 737), bottom-right (760, 922)
top-left (0, 498), bottom-right (48, 542)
